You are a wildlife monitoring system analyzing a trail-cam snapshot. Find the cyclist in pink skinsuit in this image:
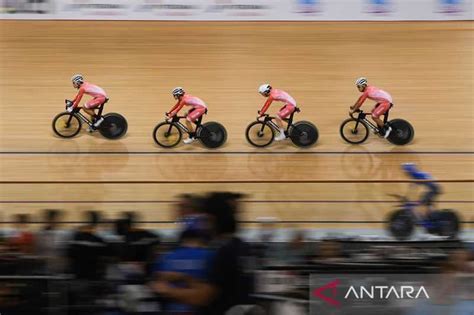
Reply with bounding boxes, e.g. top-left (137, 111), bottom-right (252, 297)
top-left (68, 74), bottom-right (107, 131)
top-left (258, 84), bottom-right (297, 141)
top-left (350, 77), bottom-right (393, 138)
top-left (167, 87), bottom-right (208, 144)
